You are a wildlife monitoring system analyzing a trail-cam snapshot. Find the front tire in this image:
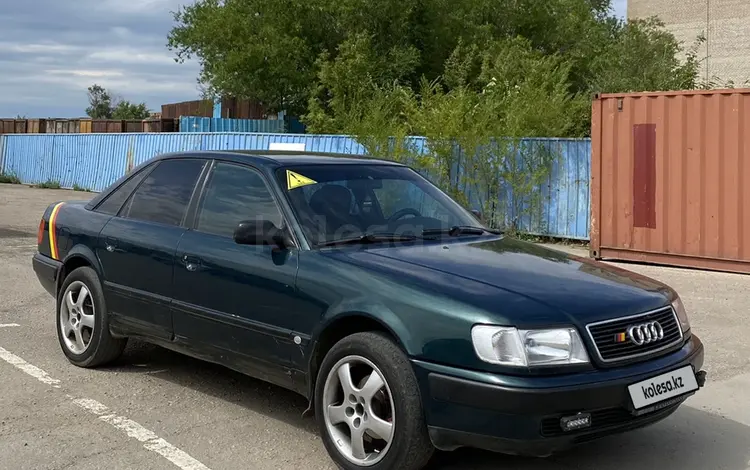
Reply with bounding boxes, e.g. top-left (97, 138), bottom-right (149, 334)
top-left (315, 331), bottom-right (434, 470)
top-left (56, 266), bottom-right (127, 367)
